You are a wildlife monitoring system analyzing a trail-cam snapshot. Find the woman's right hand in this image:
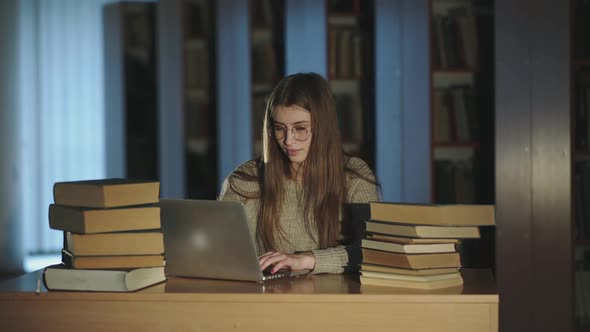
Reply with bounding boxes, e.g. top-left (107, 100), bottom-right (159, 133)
top-left (258, 251), bottom-right (315, 273)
